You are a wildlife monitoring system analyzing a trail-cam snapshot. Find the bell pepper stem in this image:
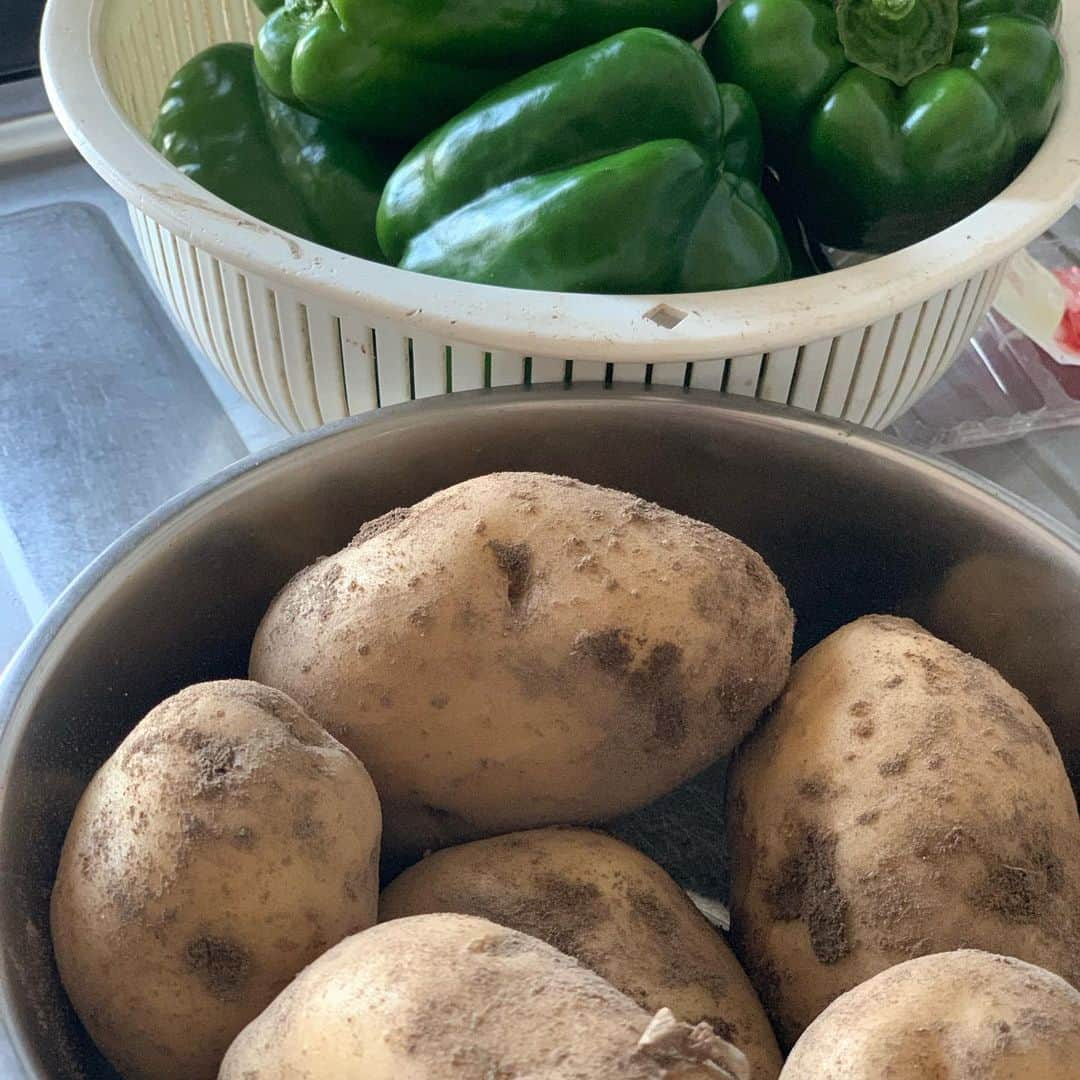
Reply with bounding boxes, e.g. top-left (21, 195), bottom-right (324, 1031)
top-left (871, 0), bottom-right (916, 19)
top-left (836, 0), bottom-right (959, 86)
